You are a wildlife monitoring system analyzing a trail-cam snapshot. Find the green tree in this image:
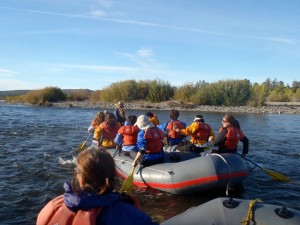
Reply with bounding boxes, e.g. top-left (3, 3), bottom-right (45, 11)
top-left (147, 79), bottom-right (174, 102)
